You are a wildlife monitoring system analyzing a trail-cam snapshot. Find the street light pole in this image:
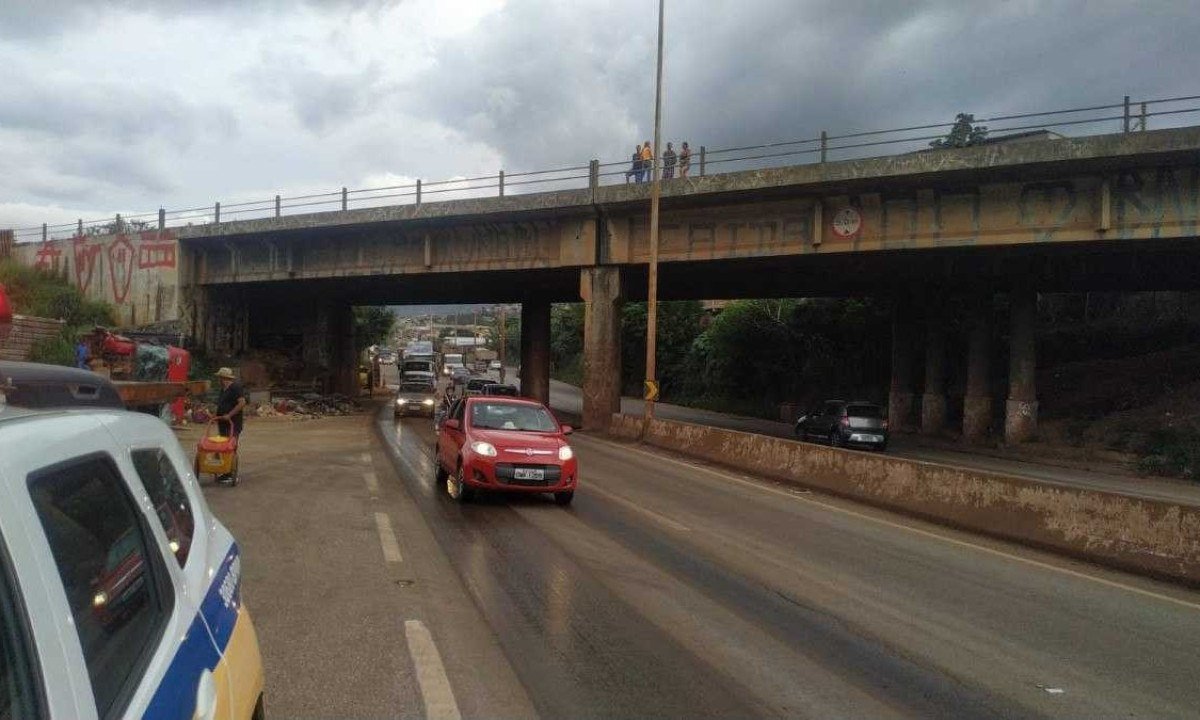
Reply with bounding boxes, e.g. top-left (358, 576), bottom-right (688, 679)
top-left (644, 0), bottom-right (665, 424)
